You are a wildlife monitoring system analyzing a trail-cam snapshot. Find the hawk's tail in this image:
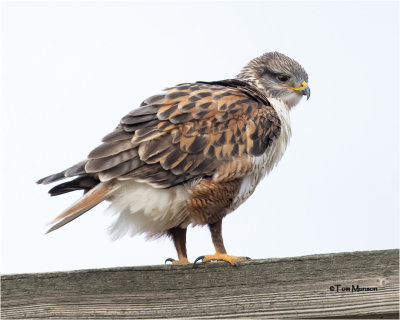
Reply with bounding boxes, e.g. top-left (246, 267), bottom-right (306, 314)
top-left (46, 180), bottom-right (116, 234)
